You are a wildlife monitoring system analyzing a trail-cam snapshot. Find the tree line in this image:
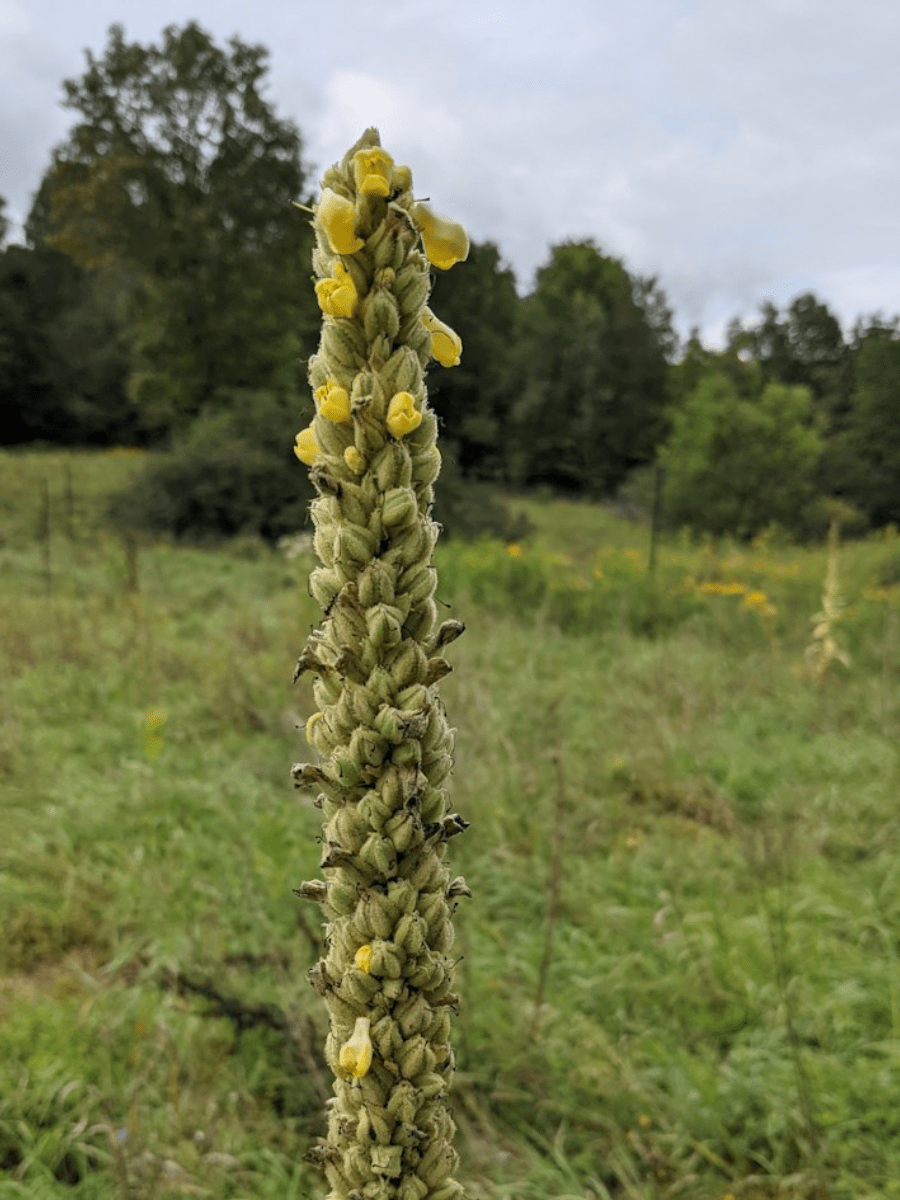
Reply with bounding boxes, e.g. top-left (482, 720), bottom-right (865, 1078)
top-left (2, 21), bottom-right (898, 540)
